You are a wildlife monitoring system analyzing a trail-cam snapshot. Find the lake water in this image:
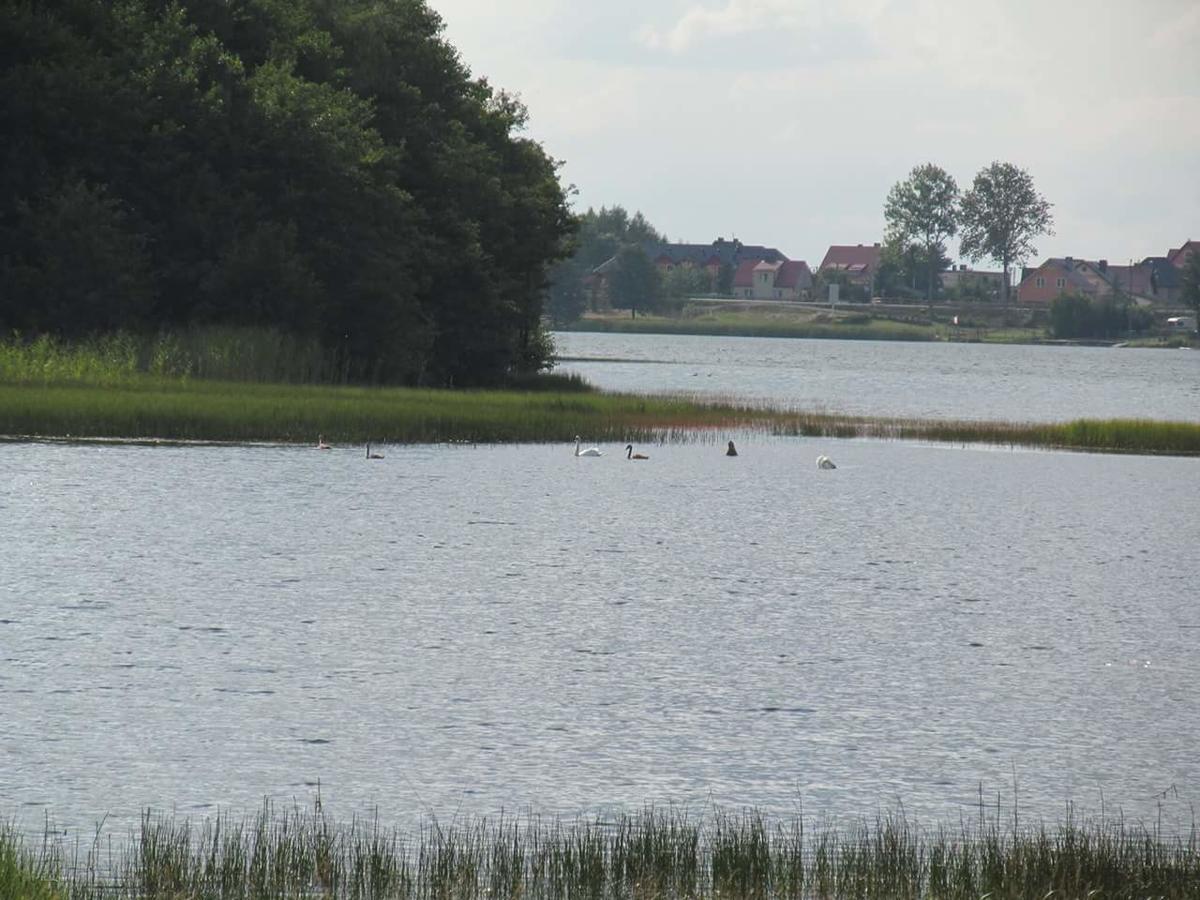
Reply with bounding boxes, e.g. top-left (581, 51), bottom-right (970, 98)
top-left (553, 332), bottom-right (1200, 422)
top-left (3, 423), bottom-right (1198, 839)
